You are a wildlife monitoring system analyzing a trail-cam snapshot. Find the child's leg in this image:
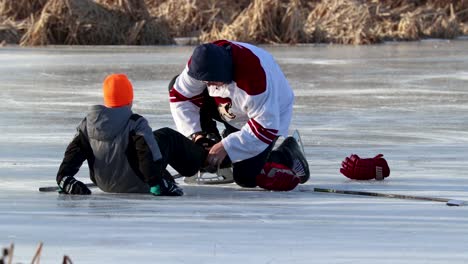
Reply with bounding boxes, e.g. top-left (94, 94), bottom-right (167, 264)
top-left (153, 127), bottom-right (207, 176)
